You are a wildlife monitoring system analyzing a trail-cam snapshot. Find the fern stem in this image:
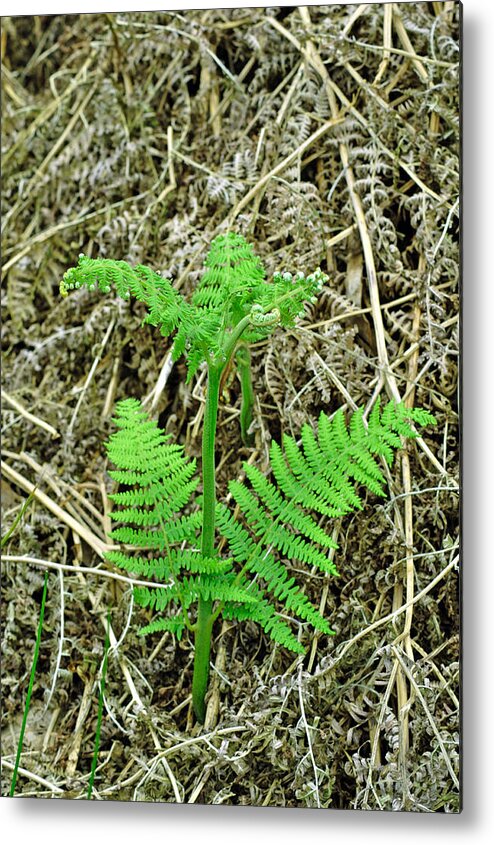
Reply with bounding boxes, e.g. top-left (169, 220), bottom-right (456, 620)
top-left (193, 363), bottom-right (222, 721)
top-left (222, 314), bottom-right (252, 363)
top-left (236, 344), bottom-right (255, 446)
top-left (192, 597), bottom-right (214, 723)
top-left (201, 365), bottom-right (221, 558)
